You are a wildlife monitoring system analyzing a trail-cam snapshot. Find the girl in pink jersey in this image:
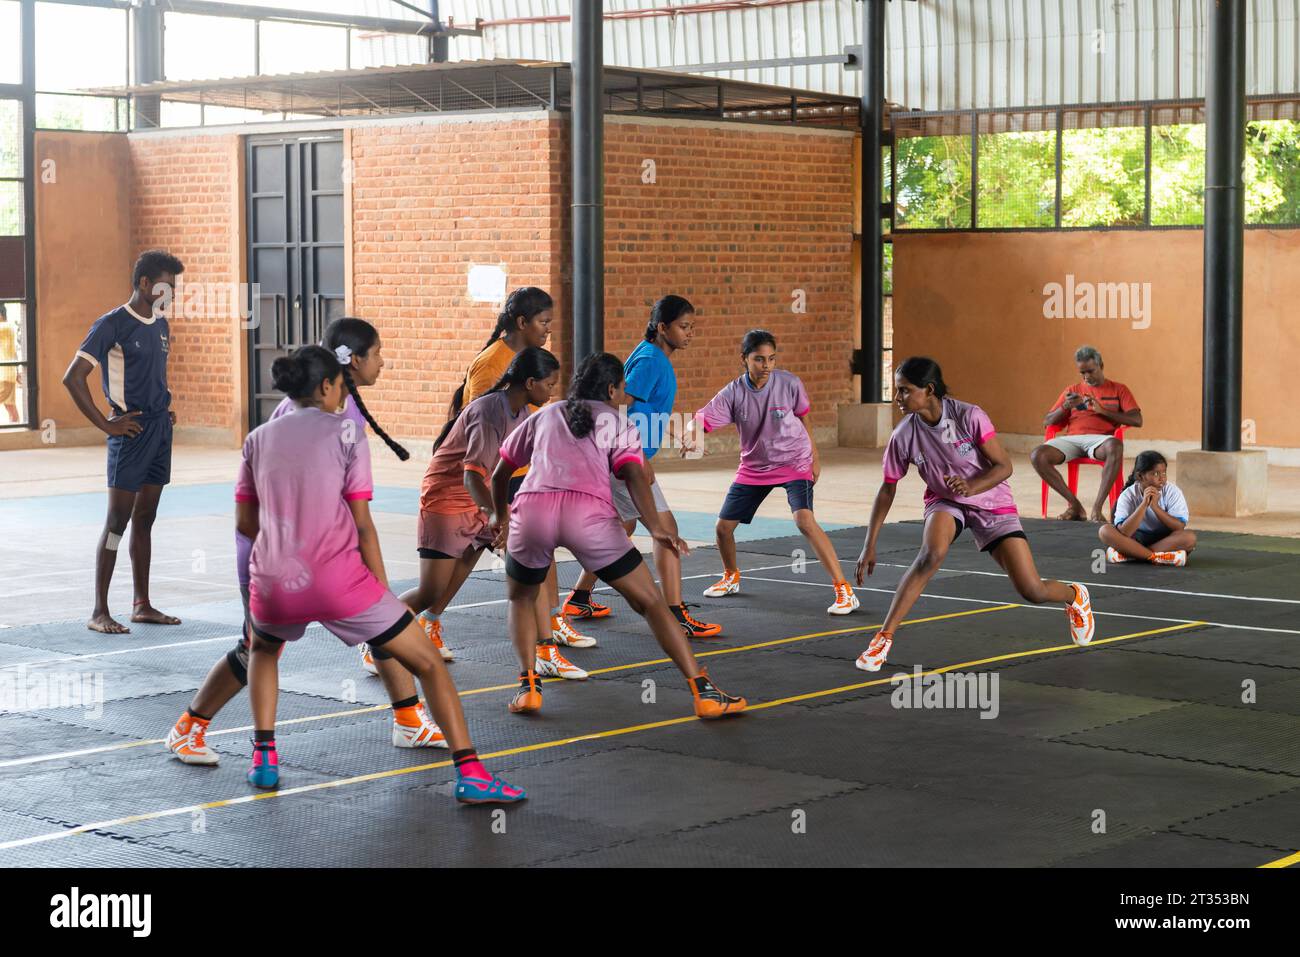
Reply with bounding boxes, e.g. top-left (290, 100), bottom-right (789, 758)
top-left (690, 329), bottom-right (860, 615)
top-left (166, 318), bottom-right (445, 768)
top-left (237, 345), bottom-right (524, 803)
top-left (490, 352), bottom-right (747, 720)
top-left (853, 357), bottom-right (1096, 672)
top-left (398, 347), bottom-right (560, 665)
